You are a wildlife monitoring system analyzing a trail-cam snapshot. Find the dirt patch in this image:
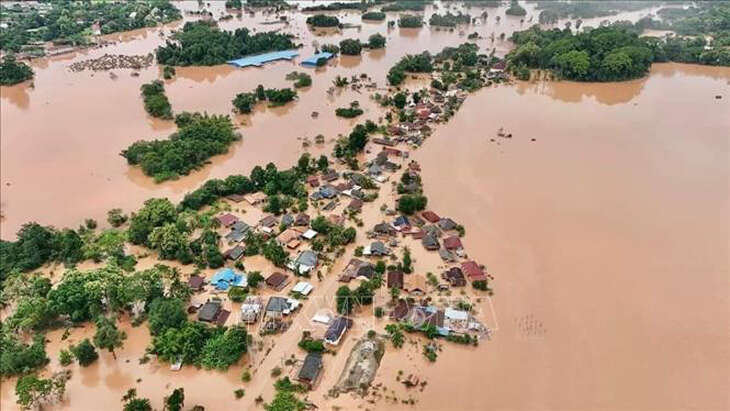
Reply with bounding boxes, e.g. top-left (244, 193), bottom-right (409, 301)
top-left (329, 336), bottom-right (385, 397)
